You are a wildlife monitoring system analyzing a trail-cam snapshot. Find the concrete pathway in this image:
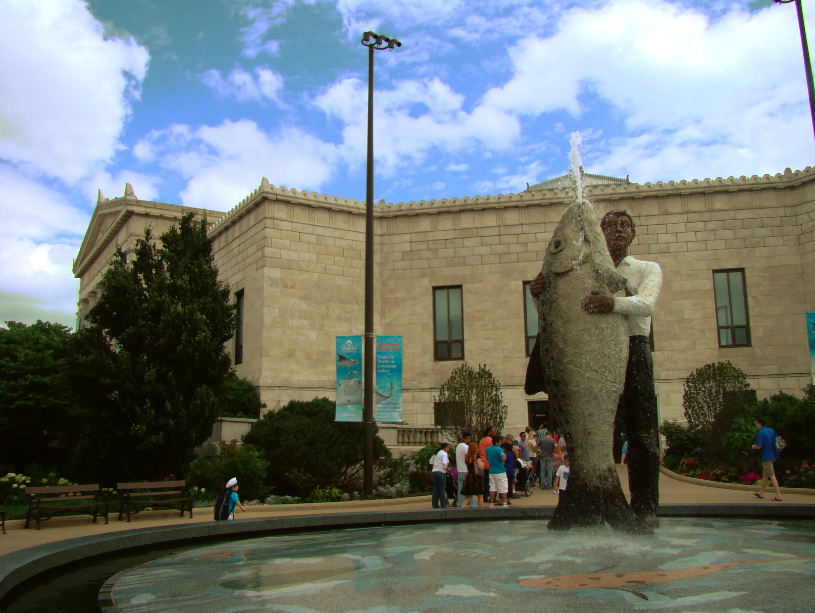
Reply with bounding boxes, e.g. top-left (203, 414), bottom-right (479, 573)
top-left (1, 467), bottom-right (811, 557)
